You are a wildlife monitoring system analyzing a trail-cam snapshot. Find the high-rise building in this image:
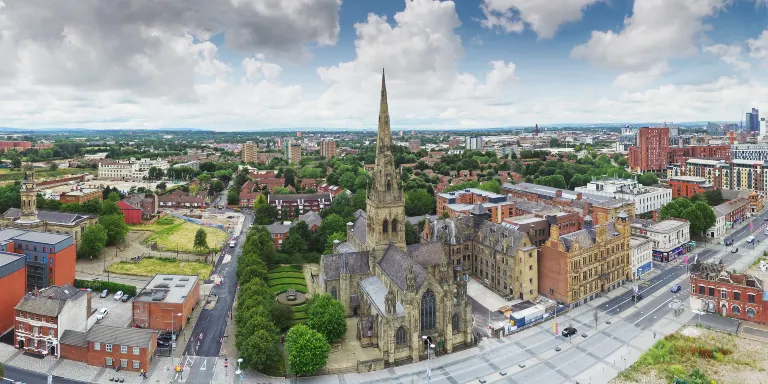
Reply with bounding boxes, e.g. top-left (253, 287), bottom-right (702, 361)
top-left (706, 122), bottom-right (725, 136)
top-left (628, 127), bottom-right (670, 172)
top-left (286, 143), bottom-right (301, 165)
top-left (747, 108), bottom-right (760, 132)
top-left (408, 139), bottom-right (420, 153)
top-left (297, 131), bottom-right (302, 138)
top-left (242, 141), bottom-right (257, 163)
top-left (448, 138), bottom-right (461, 149)
top-left (465, 136), bottom-right (483, 150)
top-left (320, 139), bottom-right (337, 158)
